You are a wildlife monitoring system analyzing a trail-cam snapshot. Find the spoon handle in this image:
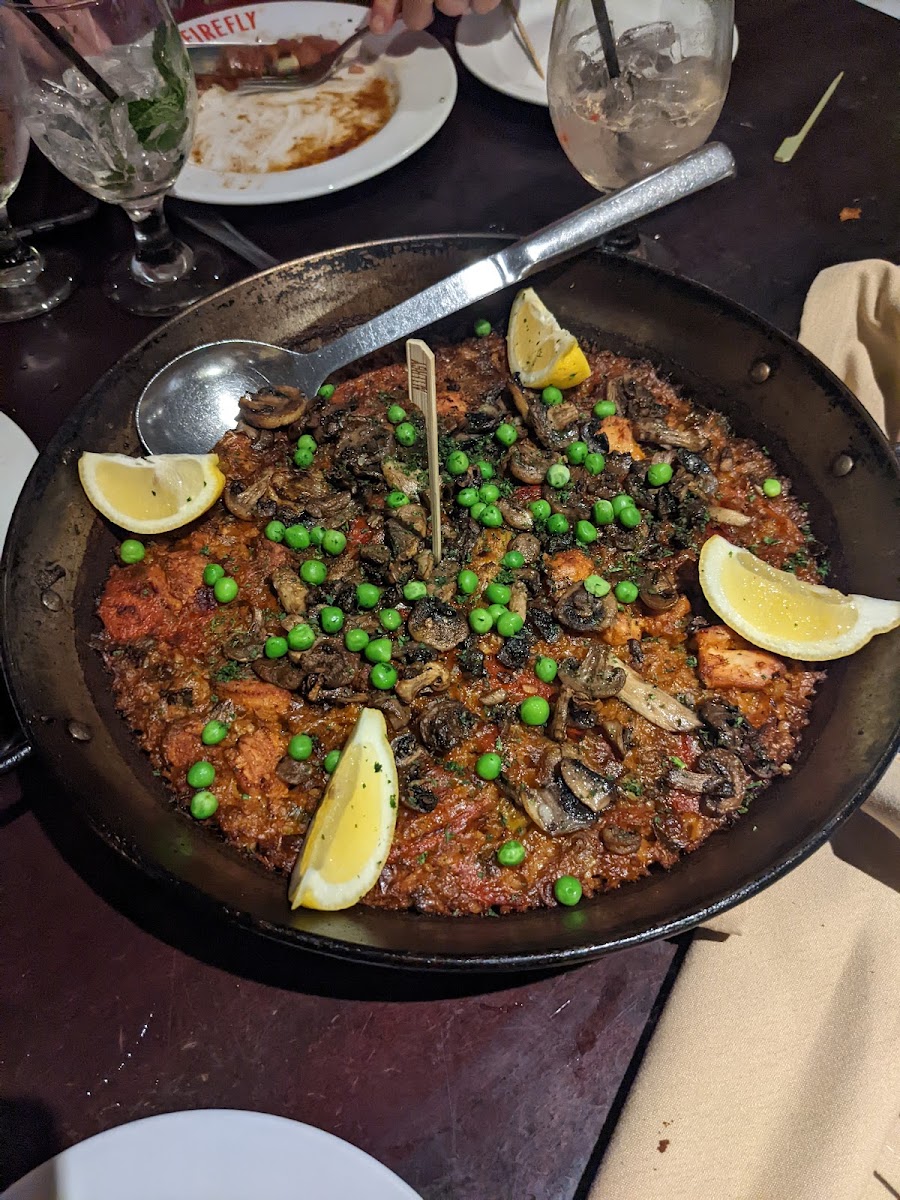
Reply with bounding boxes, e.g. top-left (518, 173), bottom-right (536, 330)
top-left (310, 143), bottom-right (735, 386)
